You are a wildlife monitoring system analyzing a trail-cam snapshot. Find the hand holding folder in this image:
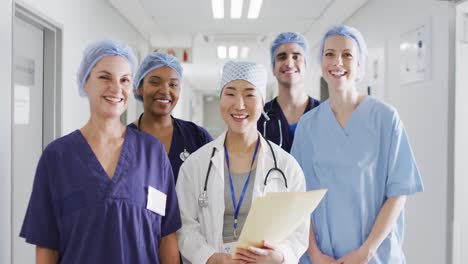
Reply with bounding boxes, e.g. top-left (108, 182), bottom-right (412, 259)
top-left (235, 189), bottom-right (327, 252)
